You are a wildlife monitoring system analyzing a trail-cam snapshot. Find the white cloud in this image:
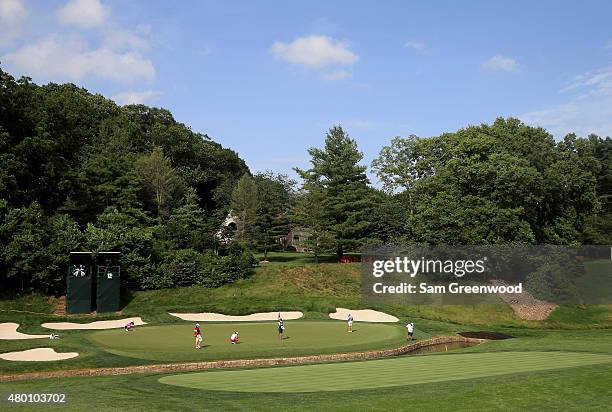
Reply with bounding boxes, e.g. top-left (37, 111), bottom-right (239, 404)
top-left (605, 40), bottom-right (612, 49)
top-left (560, 65), bottom-right (612, 97)
top-left (271, 35), bottom-right (359, 69)
top-left (404, 41), bottom-right (424, 50)
top-left (322, 70), bottom-right (353, 81)
top-left (522, 65), bottom-right (612, 138)
top-left (103, 29), bottom-right (150, 52)
top-left (522, 99), bottom-right (612, 138)
top-left (481, 54), bottom-right (520, 72)
top-left (112, 90), bottom-right (161, 105)
top-left (2, 35), bottom-right (155, 83)
top-left (0, 0), bottom-right (27, 44)
top-left (57, 0), bottom-right (109, 28)
top-left (0, 0), bottom-right (26, 24)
